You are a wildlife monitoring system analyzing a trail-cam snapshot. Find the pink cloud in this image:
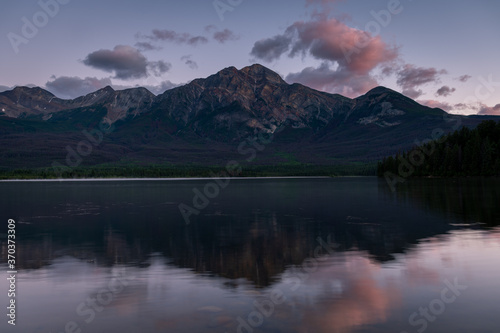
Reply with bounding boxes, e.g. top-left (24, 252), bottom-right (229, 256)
top-left (418, 99), bottom-right (453, 111)
top-left (252, 16), bottom-right (398, 97)
top-left (286, 62), bottom-right (378, 98)
top-left (478, 103), bottom-right (500, 115)
top-left (288, 18), bottom-right (398, 75)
